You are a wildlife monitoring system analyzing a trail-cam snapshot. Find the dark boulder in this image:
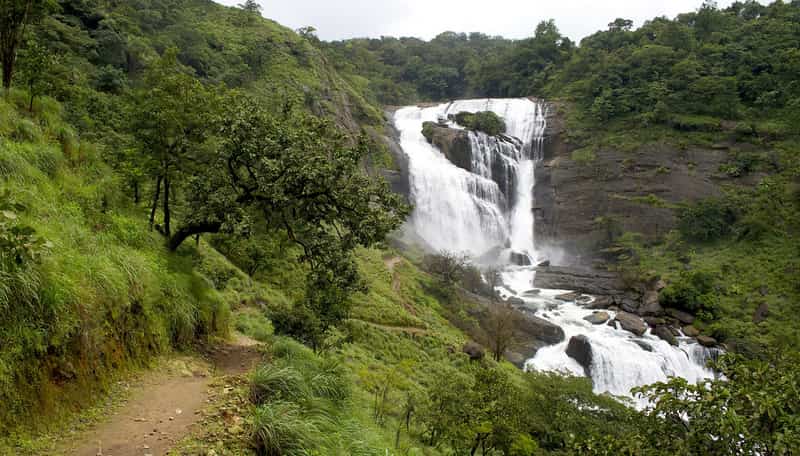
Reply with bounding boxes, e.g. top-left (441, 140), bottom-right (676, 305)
top-left (509, 313), bottom-right (566, 364)
top-left (566, 335), bottom-right (593, 376)
top-left (583, 311), bottom-right (610, 325)
top-left (533, 266), bottom-right (630, 296)
top-left (644, 316), bottom-right (666, 327)
top-left (462, 342), bottom-right (485, 361)
top-left (697, 335), bottom-right (718, 347)
top-left (537, 260), bottom-right (551, 267)
top-left (507, 296), bottom-right (525, 307)
top-left (666, 308), bottom-right (695, 325)
top-left (614, 311), bottom-right (648, 336)
top-left (589, 296), bottom-right (614, 309)
top-left (421, 122), bottom-right (472, 171)
top-left (555, 292), bottom-right (582, 302)
top-left (522, 289), bottom-right (541, 297)
top-left (619, 297), bottom-right (640, 314)
top-left (654, 326), bottom-right (678, 346)
top-left (639, 290), bottom-right (663, 316)
top-left (510, 251), bottom-right (532, 266)
top-left (518, 314), bottom-right (565, 345)
top-left (634, 340), bottom-right (654, 352)
top-left (682, 325), bottom-right (700, 337)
